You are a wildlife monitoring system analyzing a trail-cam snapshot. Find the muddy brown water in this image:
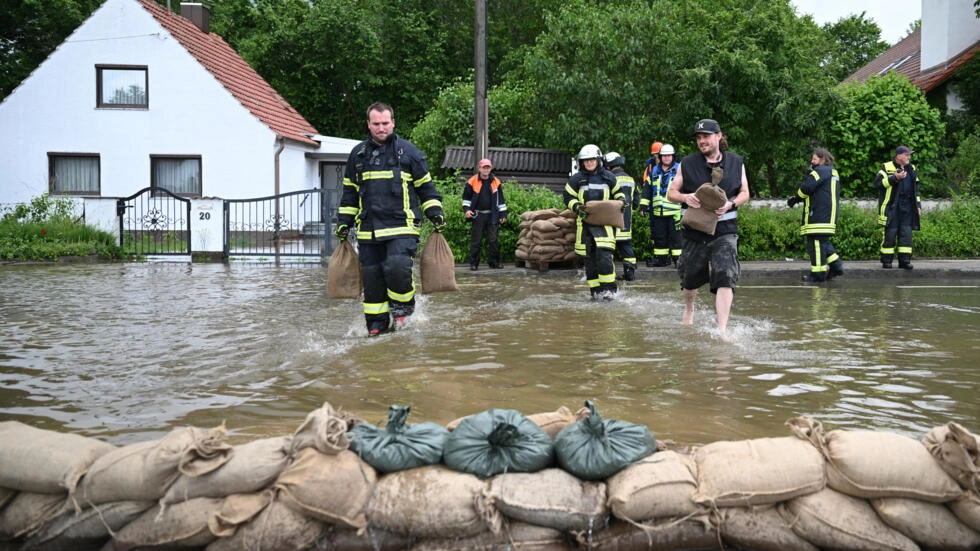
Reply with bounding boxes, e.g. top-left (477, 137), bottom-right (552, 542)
top-left (0, 263), bottom-right (977, 446)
